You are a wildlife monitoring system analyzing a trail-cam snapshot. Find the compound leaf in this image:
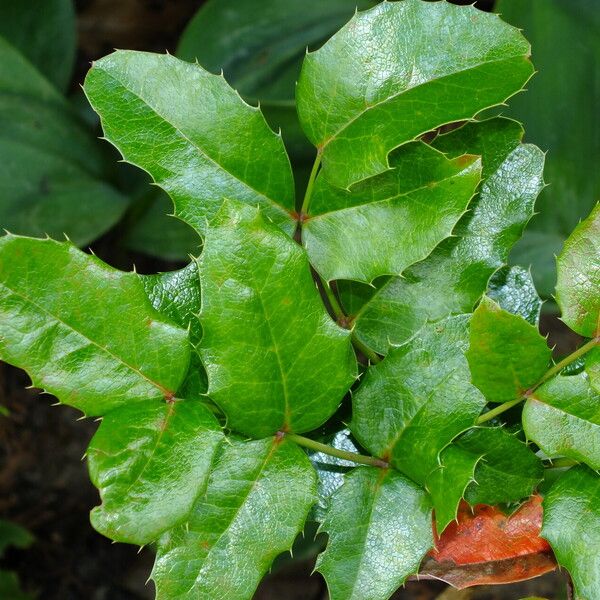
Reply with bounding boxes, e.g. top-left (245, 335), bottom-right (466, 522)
top-left (467, 297), bottom-right (551, 403)
top-left (316, 466), bottom-right (432, 600)
top-left (0, 235), bottom-right (190, 415)
top-left (152, 437), bottom-right (316, 600)
top-left (199, 201), bottom-right (356, 438)
top-left (303, 143), bottom-right (481, 282)
top-left (88, 400), bottom-right (223, 545)
top-left (296, 0), bottom-right (533, 189)
top-left (84, 51), bottom-right (296, 237)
